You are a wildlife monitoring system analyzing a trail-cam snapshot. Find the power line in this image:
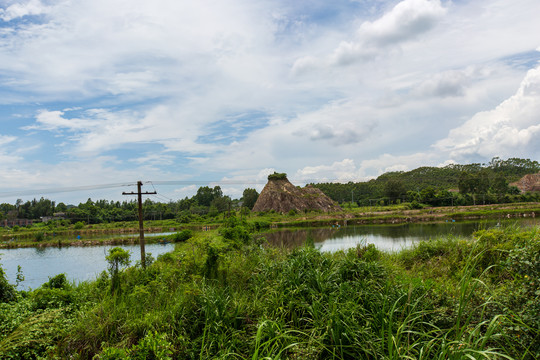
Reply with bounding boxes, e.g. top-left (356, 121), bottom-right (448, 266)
top-left (0, 178), bottom-right (336, 199)
top-left (0, 182), bottom-right (135, 198)
top-left (150, 193), bottom-right (174, 203)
